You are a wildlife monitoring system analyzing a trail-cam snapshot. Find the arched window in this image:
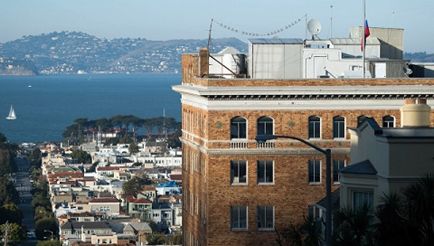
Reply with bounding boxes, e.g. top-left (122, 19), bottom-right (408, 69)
top-left (257, 116), bottom-right (274, 136)
top-left (382, 115), bottom-right (395, 128)
top-left (357, 115), bottom-right (368, 126)
top-left (333, 116), bottom-right (346, 139)
top-left (230, 117), bottom-right (247, 139)
top-left (308, 116), bottom-right (321, 139)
